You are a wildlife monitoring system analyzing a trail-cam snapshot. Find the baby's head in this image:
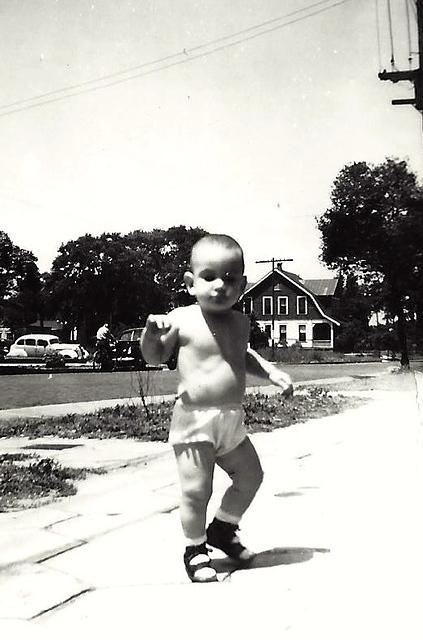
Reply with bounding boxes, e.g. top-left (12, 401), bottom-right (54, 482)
top-left (185, 234), bottom-right (246, 313)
